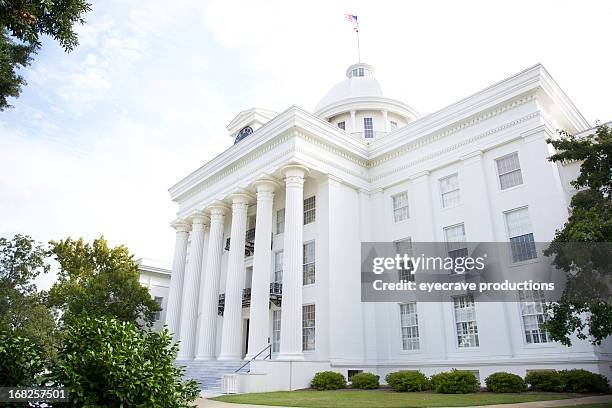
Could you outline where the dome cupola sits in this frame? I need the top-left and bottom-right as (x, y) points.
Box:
(314, 63), (419, 142)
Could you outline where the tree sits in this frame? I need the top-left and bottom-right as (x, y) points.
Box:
(50, 316), (199, 407)
(0, 0), (91, 110)
(0, 234), (58, 359)
(48, 236), (160, 328)
(544, 124), (612, 345)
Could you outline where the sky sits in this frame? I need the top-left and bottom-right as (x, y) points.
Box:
(1, 0), (611, 289)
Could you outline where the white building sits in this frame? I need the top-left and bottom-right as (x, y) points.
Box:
(137, 258), (171, 331)
(165, 63), (612, 393)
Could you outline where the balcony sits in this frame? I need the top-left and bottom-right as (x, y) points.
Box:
(217, 283), (283, 316)
(224, 229), (273, 257)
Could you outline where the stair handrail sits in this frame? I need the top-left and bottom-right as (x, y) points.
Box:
(234, 343), (272, 373)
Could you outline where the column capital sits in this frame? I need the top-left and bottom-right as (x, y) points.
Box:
(206, 200), (229, 218)
(252, 175), (280, 193)
(227, 189), (254, 207)
(189, 210), (209, 229)
(410, 170), (430, 181)
(460, 150), (484, 164)
(170, 219), (191, 233)
(281, 164), (309, 183)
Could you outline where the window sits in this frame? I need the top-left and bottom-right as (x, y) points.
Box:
(453, 295), (479, 347)
(390, 121), (398, 130)
(496, 152), (523, 190)
(392, 191), (409, 222)
(303, 241), (315, 285)
(274, 251), (283, 283)
(302, 304), (315, 351)
(519, 289), (551, 344)
(304, 196), (316, 224)
(400, 302), (420, 350)
(272, 310), (281, 352)
(364, 117), (374, 138)
(276, 208), (285, 234)
(395, 238), (414, 282)
(154, 296), (163, 321)
(337, 121), (346, 130)
(505, 207), (537, 262)
(440, 173), (460, 208)
(444, 223), (468, 260)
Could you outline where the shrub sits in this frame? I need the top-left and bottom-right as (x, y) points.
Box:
(485, 372), (526, 393)
(524, 370), (564, 392)
(385, 371), (430, 392)
(50, 316), (199, 407)
(560, 369), (609, 393)
(351, 372), (379, 389)
(0, 332), (46, 387)
(431, 370), (479, 394)
(311, 371), (346, 390)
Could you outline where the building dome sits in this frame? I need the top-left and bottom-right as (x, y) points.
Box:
(314, 63), (383, 113)
(314, 63), (419, 141)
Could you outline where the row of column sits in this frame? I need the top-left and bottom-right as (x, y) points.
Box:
(165, 165), (309, 361)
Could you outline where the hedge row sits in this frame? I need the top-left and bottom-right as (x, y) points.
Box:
(310, 369), (610, 394)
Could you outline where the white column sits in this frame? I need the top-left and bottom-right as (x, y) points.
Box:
(195, 203), (228, 360)
(350, 110), (357, 133)
(382, 110), (389, 132)
(177, 211), (208, 359)
(246, 177), (278, 359)
(165, 219), (190, 341)
(278, 164), (308, 360)
(218, 192), (252, 360)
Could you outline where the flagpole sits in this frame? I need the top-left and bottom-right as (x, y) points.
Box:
(356, 22), (361, 63)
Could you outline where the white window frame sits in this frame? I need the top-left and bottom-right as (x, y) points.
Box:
(519, 289), (551, 344)
(273, 251), (283, 283)
(276, 208), (285, 234)
(392, 191), (409, 223)
(453, 294), (479, 348)
(153, 296), (163, 321)
(439, 173), (460, 209)
(272, 309), (281, 352)
(302, 304), (315, 351)
(444, 223), (468, 260)
(504, 207), (537, 263)
(364, 117), (374, 138)
(496, 152), (523, 190)
(395, 238), (414, 282)
(303, 241), (315, 285)
(399, 302), (420, 351)
(303, 196), (316, 225)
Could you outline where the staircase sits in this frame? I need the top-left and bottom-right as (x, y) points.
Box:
(177, 360), (249, 396)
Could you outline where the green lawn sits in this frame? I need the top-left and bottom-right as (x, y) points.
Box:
(213, 390), (577, 407)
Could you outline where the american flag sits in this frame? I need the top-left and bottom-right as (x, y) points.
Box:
(345, 13), (358, 32)
(345, 14), (358, 23)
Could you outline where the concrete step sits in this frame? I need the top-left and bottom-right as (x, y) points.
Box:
(177, 360), (249, 392)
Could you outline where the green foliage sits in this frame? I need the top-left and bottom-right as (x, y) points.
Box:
(560, 369), (609, 393)
(50, 316), (199, 407)
(0, 332), (45, 387)
(484, 372), (526, 393)
(524, 370), (564, 392)
(430, 370), (479, 394)
(0, 235), (57, 359)
(311, 371), (347, 390)
(544, 124), (612, 346)
(385, 370), (430, 392)
(48, 236), (160, 328)
(0, 0), (91, 109)
(350, 372), (379, 389)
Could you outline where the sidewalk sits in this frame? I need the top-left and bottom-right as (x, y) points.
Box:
(195, 394), (612, 408)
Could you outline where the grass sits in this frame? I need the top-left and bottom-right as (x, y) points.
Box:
(212, 389), (577, 407)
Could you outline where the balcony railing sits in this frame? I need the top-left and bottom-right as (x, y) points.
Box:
(217, 283), (283, 315)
